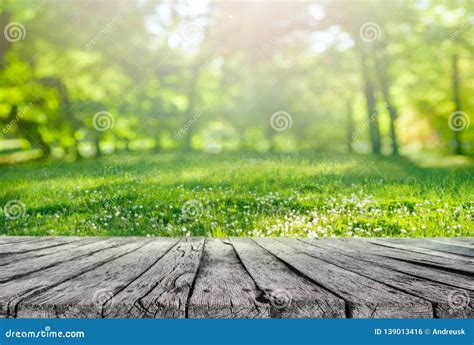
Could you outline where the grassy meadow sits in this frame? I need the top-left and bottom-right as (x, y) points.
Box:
(1, 152), (472, 238)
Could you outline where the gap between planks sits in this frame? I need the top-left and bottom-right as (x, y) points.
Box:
(0, 237), (472, 319)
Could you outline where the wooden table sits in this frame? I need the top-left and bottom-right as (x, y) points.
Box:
(0, 236), (472, 318)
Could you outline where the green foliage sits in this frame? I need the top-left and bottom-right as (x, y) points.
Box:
(0, 1), (472, 158)
(0, 2), (472, 237)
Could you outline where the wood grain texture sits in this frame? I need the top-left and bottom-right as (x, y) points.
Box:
(0, 237), (81, 255)
(378, 238), (474, 257)
(341, 238), (474, 275)
(0, 237), (46, 245)
(16, 238), (177, 318)
(368, 238), (474, 264)
(104, 237), (204, 318)
(0, 237), (96, 266)
(188, 238), (267, 318)
(429, 237), (474, 246)
(297, 239), (473, 318)
(315, 239), (474, 289)
(230, 237), (345, 318)
(0, 236), (471, 319)
(0, 239), (145, 318)
(254, 238), (433, 318)
(0, 238), (120, 282)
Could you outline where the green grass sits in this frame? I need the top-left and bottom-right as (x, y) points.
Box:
(0, 152), (473, 237)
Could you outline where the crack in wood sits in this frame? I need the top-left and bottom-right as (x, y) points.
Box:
(0, 236), (471, 318)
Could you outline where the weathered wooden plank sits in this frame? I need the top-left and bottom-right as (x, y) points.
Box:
(379, 238), (474, 257)
(104, 237), (204, 318)
(324, 239), (474, 289)
(254, 238), (433, 318)
(296, 239), (473, 318)
(229, 237), (345, 318)
(425, 238), (474, 249)
(1, 236), (471, 319)
(430, 237), (474, 246)
(188, 238), (267, 318)
(0, 238), (125, 283)
(337, 238), (474, 275)
(368, 238), (474, 264)
(0, 239), (146, 318)
(0, 237), (46, 245)
(0, 237), (96, 266)
(16, 238), (178, 318)
(0, 236), (81, 255)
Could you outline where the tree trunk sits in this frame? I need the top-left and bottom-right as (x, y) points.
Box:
(346, 99), (354, 153)
(359, 47), (381, 155)
(183, 64), (200, 151)
(451, 53), (463, 155)
(0, 11), (11, 67)
(373, 50), (399, 156)
(94, 135), (101, 156)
